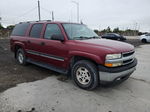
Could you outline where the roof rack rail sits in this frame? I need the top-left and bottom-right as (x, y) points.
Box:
(19, 20), (51, 24)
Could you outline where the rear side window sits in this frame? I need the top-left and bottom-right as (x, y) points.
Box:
(44, 24), (62, 39)
(11, 23), (29, 36)
(146, 33), (150, 36)
(105, 34), (114, 37)
(30, 24), (43, 38)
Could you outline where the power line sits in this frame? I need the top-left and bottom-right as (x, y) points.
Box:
(17, 7), (37, 19)
(41, 7), (51, 13)
(41, 7), (54, 21)
(1, 2), (54, 25)
(0, 7), (37, 25)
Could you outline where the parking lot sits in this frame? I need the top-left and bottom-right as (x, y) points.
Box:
(0, 37), (150, 112)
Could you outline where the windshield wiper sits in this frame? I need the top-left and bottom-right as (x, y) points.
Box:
(73, 36), (90, 40)
(87, 36), (100, 39)
(73, 36), (100, 40)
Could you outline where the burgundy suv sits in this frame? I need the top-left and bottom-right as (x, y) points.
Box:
(10, 21), (137, 90)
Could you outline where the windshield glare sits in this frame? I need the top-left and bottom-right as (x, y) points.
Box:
(63, 24), (98, 40)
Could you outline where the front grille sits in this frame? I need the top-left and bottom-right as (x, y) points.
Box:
(122, 50), (135, 65)
(123, 59), (134, 65)
(123, 50), (135, 57)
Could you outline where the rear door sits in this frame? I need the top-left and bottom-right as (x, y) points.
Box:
(26, 23), (45, 61)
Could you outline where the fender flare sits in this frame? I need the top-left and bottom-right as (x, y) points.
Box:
(68, 51), (103, 65)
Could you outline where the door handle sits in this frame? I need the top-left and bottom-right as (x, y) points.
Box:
(40, 42), (45, 46)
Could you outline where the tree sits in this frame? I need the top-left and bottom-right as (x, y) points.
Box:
(106, 26), (111, 33)
(113, 27), (119, 33)
(0, 23), (4, 30)
(7, 25), (15, 30)
(94, 29), (99, 35)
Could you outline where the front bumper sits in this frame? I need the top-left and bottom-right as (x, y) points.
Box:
(98, 58), (137, 83)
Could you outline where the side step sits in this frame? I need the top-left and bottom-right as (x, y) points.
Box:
(26, 59), (68, 74)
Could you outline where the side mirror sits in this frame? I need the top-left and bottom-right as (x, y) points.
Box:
(51, 34), (64, 42)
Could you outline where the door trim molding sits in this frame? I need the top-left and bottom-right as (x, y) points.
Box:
(26, 49), (65, 61)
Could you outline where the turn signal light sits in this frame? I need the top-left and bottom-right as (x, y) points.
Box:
(104, 63), (113, 67)
(104, 62), (122, 67)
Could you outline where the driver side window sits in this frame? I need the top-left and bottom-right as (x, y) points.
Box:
(44, 24), (62, 39)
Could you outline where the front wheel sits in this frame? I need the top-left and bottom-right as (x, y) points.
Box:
(71, 60), (99, 90)
(141, 39), (147, 43)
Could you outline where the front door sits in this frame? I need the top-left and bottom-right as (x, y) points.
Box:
(147, 34), (150, 42)
(38, 23), (69, 69)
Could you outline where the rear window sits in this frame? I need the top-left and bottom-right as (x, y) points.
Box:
(11, 23), (29, 36)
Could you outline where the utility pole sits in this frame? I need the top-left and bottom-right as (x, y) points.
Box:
(134, 22), (138, 36)
(72, 1), (79, 23)
(0, 17), (2, 25)
(52, 11), (54, 21)
(0, 10), (1, 24)
(38, 0), (41, 21)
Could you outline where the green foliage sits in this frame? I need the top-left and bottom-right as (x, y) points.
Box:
(7, 25), (15, 30)
(0, 24), (4, 30)
(95, 26), (140, 36)
(94, 29), (99, 35)
(113, 27), (119, 33)
(106, 26), (111, 33)
(0, 24), (14, 37)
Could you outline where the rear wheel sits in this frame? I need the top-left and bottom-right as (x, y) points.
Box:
(16, 48), (27, 65)
(71, 60), (99, 90)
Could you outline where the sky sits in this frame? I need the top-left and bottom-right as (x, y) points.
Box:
(0, 0), (150, 32)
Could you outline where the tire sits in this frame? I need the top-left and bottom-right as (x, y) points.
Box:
(71, 60), (99, 90)
(120, 38), (126, 41)
(141, 39), (147, 43)
(16, 48), (27, 65)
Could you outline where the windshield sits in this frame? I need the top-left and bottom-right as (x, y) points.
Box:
(62, 23), (98, 40)
(106, 33), (120, 36)
(114, 33), (120, 36)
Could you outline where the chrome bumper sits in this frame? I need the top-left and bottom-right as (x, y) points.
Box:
(99, 66), (136, 82)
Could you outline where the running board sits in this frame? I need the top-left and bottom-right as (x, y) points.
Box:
(26, 59), (68, 74)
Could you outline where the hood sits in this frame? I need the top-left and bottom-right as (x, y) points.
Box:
(74, 39), (134, 53)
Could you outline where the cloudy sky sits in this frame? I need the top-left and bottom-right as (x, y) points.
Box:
(0, 0), (150, 32)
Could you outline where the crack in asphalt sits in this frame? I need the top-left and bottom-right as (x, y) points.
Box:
(130, 77), (150, 84)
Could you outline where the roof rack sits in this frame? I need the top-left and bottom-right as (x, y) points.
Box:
(19, 20), (51, 24)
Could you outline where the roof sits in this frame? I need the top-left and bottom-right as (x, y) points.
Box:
(19, 20), (81, 25)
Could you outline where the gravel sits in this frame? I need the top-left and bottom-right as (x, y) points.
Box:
(0, 37), (149, 92)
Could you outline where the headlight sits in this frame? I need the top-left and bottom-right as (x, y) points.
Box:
(106, 53), (122, 60)
(105, 53), (122, 67)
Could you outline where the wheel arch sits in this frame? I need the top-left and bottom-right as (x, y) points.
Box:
(14, 43), (25, 58)
(68, 51), (103, 73)
(141, 38), (147, 43)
